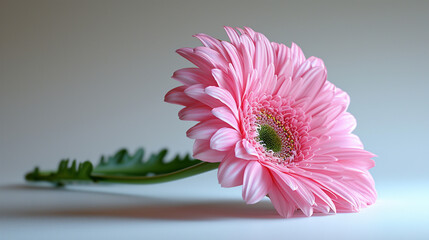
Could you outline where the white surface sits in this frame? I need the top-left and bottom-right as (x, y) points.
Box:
(1, 174), (428, 240)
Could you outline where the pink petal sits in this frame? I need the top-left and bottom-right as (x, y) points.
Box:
(301, 179), (336, 213)
(242, 161), (271, 204)
(194, 33), (228, 60)
(193, 139), (226, 163)
(268, 184), (296, 218)
(309, 104), (346, 137)
(313, 177), (361, 211)
(272, 43), (293, 79)
(164, 86), (194, 106)
(178, 105), (213, 121)
(205, 86), (239, 118)
(172, 68), (211, 86)
(293, 58), (312, 80)
(239, 34), (255, 75)
(254, 38), (267, 77)
(176, 47), (213, 72)
(327, 112), (357, 135)
(210, 127), (241, 151)
(243, 27), (256, 40)
(211, 69), (239, 101)
(221, 42), (244, 95)
(290, 42), (306, 74)
(271, 170), (315, 217)
(307, 56), (326, 68)
(224, 26), (240, 47)
(184, 84), (222, 108)
(243, 69), (260, 97)
(235, 140), (258, 160)
(212, 106), (239, 131)
(217, 151), (248, 187)
(319, 148), (376, 159)
(316, 134), (363, 150)
(194, 46), (228, 71)
(307, 154), (338, 163)
(186, 119), (227, 140)
(269, 168), (298, 190)
(274, 76), (292, 97)
(294, 67), (326, 104)
(259, 64), (276, 95)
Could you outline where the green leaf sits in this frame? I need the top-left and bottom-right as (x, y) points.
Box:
(93, 148), (202, 176)
(25, 159), (93, 186)
(24, 147), (218, 186)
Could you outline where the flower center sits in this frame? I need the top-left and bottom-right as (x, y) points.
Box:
(255, 110), (296, 163)
(257, 125), (282, 152)
(243, 96), (315, 166)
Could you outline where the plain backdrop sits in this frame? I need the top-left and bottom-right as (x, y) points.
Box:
(1, 1), (429, 239)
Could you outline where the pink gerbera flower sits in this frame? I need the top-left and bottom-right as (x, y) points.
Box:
(165, 26), (376, 217)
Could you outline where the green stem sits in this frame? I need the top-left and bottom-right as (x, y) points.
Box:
(25, 162), (219, 185)
(92, 162), (219, 184)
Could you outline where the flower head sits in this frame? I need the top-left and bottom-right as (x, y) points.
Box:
(165, 26), (376, 217)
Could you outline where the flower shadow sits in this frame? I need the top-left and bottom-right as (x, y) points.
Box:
(40, 201), (282, 220)
(2, 184), (329, 220)
(1, 184), (279, 220)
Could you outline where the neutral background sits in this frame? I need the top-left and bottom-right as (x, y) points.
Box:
(1, 0), (428, 239)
